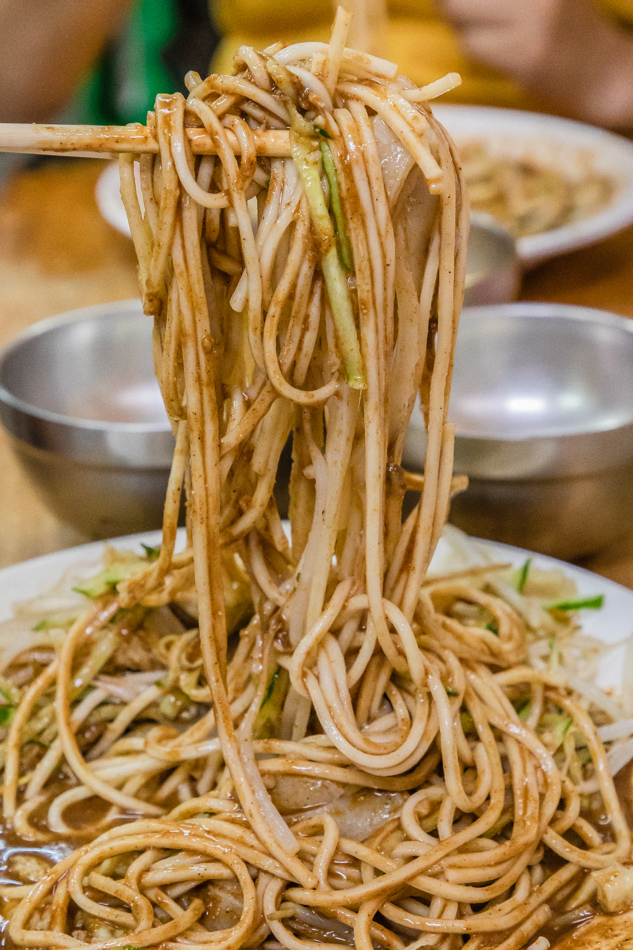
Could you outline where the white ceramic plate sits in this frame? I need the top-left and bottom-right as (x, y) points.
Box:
(96, 106), (633, 265)
(433, 104), (633, 267)
(95, 162), (137, 237)
(0, 531), (627, 692)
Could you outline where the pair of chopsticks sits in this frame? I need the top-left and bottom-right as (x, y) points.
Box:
(0, 122), (292, 159)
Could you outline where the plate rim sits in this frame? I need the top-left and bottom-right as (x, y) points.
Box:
(433, 103), (633, 266)
(0, 529), (628, 690)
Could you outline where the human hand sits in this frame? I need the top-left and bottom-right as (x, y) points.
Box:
(0, 0), (134, 123)
(436, 0), (633, 128)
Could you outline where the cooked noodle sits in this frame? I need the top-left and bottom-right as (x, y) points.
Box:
(0, 10), (630, 950)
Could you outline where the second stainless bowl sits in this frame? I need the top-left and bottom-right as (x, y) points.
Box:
(403, 303), (633, 558)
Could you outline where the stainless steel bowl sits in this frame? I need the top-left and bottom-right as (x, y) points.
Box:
(0, 300), (174, 537)
(403, 303), (633, 559)
(463, 214), (520, 307)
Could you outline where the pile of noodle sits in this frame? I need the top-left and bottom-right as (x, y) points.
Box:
(0, 10), (630, 950)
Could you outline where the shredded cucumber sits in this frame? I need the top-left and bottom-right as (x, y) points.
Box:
(320, 141), (353, 271)
(291, 131), (364, 389)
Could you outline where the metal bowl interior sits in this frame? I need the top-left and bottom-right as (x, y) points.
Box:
(404, 303), (633, 479)
(0, 300), (167, 426)
(0, 301), (174, 537)
(404, 302), (633, 557)
(451, 304), (633, 439)
(0, 300), (174, 470)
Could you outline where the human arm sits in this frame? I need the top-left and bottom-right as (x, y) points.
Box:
(0, 0), (135, 123)
(436, 0), (633, 128)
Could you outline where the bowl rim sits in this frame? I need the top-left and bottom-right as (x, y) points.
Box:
(409, 302), (633, 443)
(0, 299), (173, 436)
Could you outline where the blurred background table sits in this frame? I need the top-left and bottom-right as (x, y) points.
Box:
(1, 158), (633, 585)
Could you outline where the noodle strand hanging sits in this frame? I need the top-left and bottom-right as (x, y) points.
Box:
(0, 11), (630, 950)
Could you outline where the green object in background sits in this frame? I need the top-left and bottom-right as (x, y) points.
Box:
(67, 0), (179, 126)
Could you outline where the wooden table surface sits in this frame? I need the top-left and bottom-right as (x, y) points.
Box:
(1, 158), (633, 586)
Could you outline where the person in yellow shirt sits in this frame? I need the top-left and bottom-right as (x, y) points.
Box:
(0, 0), (631, 129)
(212, 0), (633, 128)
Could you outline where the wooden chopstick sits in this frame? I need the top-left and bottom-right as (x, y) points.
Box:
(404, 471), (469, 497)
(0, 123), (292, 158)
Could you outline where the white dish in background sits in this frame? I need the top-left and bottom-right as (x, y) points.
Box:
(96, 106), (633, 266)
(0, 530), (626, 693)
(95, 161), (138, 237)
(433, 104), (633, 267)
